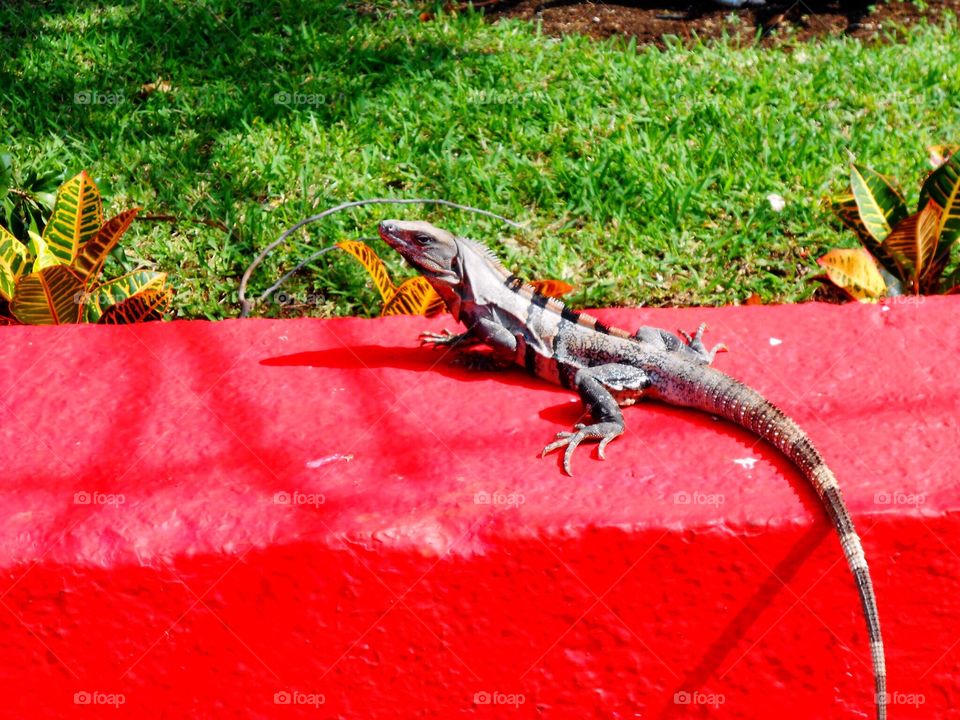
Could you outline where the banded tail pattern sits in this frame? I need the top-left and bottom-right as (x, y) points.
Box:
(685, 366), (886, 720)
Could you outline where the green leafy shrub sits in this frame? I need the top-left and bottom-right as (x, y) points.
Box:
(0, 171), (173, 324)
(819, 150), (960, 300)
(0, 154), (61, 243)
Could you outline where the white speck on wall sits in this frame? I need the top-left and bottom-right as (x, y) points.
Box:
(767, 193), (786, 212)
(733, 457), (758, 470)
(306, 454), (353, 469)
(279, 336), (288, 341)
(769, 337), (782, 346)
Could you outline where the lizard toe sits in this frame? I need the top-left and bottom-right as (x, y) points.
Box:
(597, 434), (618, 459)
(541, 433), (574, 457)
(543, 423), (622, 474)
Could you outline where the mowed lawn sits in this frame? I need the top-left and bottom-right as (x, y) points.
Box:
(2, 1), (958, 318)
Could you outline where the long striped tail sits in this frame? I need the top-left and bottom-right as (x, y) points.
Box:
(672, 366), (886, 719)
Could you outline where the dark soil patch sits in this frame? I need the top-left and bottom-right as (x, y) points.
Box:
(480, 1), (960, 47)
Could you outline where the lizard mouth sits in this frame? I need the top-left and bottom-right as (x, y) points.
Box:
(377, 220), (459, 285)
(378, 221), (435, 274)
(377, 221), (414, 255)
(377, 221), (406, 250)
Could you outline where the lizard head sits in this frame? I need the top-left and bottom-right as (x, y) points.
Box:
(378, 220), (463, 287)
(379, 219), (511, 319)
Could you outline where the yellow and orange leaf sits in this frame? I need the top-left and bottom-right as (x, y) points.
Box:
(10, 265), (85, 324)
(380, 276), (572, 317)
(40, 171), (103, 265)
(816, 248), (886, 301)
(828, 194), (900, 276)
(336, 241), (397, 302)
(382, 277), (444, 316)
(919, 152), (960, 263)
(99, 287), (172, 324)
(75, 208), (140, 281)
(26, 230), (61, 272)
(421, 291), (447, 317)
(83, 270), (170, 322)
(881, 203), (942, 290)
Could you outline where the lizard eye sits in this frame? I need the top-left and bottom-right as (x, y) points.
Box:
(413, 233), (432, 246)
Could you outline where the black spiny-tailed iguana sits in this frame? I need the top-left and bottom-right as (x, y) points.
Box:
(378, 219), (887, 719)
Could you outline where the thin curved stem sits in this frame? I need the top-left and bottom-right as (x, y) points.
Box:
(237, 197), (524, 317)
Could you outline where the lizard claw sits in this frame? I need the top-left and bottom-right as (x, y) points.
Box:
(541, 422), (623, 476)
(678, 322), (708, 346)
(419, 329), (457, 347)
(680, 323), (727, 363)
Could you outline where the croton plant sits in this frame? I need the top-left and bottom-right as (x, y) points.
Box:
(0, 171), (172, 324)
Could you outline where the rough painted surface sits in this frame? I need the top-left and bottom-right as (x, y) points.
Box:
(0, 299), (957, 719)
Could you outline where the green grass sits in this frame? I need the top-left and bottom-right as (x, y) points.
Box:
(1, 1), (959, 318)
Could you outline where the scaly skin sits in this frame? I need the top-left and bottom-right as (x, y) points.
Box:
(378, 219), (887, 719)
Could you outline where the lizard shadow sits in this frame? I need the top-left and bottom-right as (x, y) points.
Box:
(265, 346), (828, 518)
(260, 344), (537, 390)
(264, 342), (840, 700)
(659, 523), (831, 718)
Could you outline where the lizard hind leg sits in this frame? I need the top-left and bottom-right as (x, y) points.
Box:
(633, 324), (725, 365)
(678, 322), (728, 364)
(542, 365), (647, 475)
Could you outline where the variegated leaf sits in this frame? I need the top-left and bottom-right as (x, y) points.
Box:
(918, 152), (960, 264)
(40, 171), (103, 265)
(99, 287), (172, 324)
(827, 194), (901, 275)
(830, 194), (872, 243)
(380, 274), (574, 317)
(27, 230), (61, 271)
(422, 290), (447, 317)
(382, 277), (442, 316)
(75, 208), (140, 282)
(0, 224), (29, 301)
(881, 203), (942, 292)
(84, 270), (169, 322)
(816, 248), (887, 301)
(336, 240), (397, 302)
(850, 164), (908, 243)
(10, 265), (85, 324)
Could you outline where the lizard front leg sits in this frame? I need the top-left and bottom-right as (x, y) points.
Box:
(421, 319), (519, 370)
(542, 364), (649, 475)
(421, 317), (520, 350)
(419, 328), (479, 348)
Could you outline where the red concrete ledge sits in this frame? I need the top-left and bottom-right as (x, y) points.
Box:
(0, 299), (957, 719)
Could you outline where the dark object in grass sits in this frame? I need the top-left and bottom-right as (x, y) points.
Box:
(480, 0), (960, 47)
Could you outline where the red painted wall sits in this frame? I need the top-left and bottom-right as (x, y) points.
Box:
(0, 299), (957, 718)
